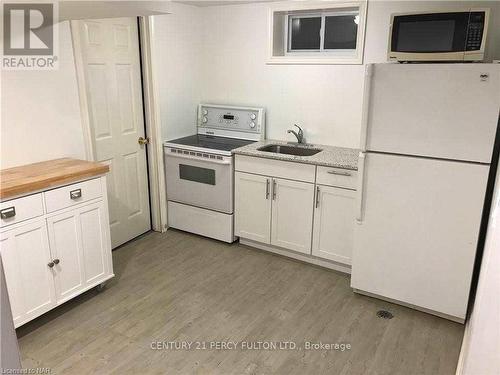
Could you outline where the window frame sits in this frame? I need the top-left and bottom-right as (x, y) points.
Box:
(285, 10), (360, 55)
(267, 1), (367, 65)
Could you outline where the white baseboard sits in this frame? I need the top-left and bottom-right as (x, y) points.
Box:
(239, 238), (351, 274)
(455, 318), (472, 374)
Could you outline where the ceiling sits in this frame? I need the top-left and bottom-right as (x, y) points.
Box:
(59, 1), (172, 20)
(174, 0), (276, 7)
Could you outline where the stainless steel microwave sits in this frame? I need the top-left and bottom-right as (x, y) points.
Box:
(388, 9), (489, 62)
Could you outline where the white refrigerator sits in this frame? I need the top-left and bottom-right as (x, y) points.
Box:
(351, 63), (500, 322)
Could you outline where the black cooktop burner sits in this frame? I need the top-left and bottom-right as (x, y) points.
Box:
(167, 134), (255, 152)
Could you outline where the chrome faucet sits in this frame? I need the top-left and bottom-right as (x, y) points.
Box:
(287, 124), (304, 144)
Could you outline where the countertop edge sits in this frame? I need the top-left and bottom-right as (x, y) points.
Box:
(0, 160), (109, 201)
(232, 140), (360, 171)
(233, 150), (359, 170)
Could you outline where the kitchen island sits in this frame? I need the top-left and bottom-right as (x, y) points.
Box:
(0, 158), (113, 327)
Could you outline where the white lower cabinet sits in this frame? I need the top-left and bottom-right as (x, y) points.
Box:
(0, 220), (56, 327)
(234, 172), (271, 243)
(0, 176), (113, 327)
(78, 203), (109, 285)
(271, 178), (314, 254)
(312, 185), (356, 264)
(47, 211), (85, 302)
(46, 202), (109, 304)
(235, 172), (314, 254)
(235, 155), (357, 271)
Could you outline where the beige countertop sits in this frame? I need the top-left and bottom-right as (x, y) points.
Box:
(233, 139), (360, 170)
(0, 158), (109, 200)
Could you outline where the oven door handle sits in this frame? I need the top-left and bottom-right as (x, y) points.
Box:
(165, 152), (232, 165)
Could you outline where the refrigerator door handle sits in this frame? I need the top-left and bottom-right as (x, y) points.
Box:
(356, 152), (366, 223)
(359, 64), (373, 152)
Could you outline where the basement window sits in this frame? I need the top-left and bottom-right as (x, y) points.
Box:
(268, 2), (366, 65)
(287, 12), (359, 52)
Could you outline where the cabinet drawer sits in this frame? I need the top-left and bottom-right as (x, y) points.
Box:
(0, 194), (44, 228)
(235, 155), (316, 183)
(44, 178), (102, 213)
(316, 166), (357, 190)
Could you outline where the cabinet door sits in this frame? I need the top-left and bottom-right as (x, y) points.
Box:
(79, 202), (110, 285)
(47, 211), (85, 303)
(235, 172), (272, 244)
(312, 185), (356, 264)
(271, 178), (314, 254)
(0, 221), (56, 327)
(47, 201), (111, 304)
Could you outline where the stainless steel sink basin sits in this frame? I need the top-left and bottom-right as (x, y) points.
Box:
(257, 144), (322, 156)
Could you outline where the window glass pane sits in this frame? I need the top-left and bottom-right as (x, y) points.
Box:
(324, 15), (358, 50)
(179, 164), (215, 185)
(289, 17), (321, 50)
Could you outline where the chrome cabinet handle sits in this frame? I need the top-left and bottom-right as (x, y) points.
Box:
(265, 179), (270, 199)
(53, 259), (60, 265)
(47, 262), (55, 268)
(315, 186), (320, 208)
(327, 170), (352, 177)
(70, 189), (82, 200)
(0, 207), (16, 219)
(272, 179), (277, 200)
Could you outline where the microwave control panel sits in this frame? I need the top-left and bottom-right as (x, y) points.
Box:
(466, 12), (485, 51)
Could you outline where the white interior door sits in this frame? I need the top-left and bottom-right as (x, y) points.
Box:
(74, 17), (151, 248)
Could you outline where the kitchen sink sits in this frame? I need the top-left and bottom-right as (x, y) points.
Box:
(257, 144), (322, 156)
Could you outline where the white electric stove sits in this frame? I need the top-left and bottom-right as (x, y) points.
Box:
(164, 104), (265, 242)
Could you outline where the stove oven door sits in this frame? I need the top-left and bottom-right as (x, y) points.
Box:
(164, 150), (233, 214)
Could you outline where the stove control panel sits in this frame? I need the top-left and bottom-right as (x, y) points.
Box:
(197, 104), (265, 141)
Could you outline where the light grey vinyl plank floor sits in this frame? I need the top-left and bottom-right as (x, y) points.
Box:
(17, 229), (464, 374)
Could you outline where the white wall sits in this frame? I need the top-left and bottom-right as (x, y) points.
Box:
(152, 3), (203, 141)
(458, 163), (500, 375)
(200, 2), (364, 146)
(0, 21), (85, 169)
(157, 1), (500, 147)
(3, 2), (496, 168)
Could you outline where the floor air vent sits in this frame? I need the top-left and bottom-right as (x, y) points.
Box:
(376, 310), (394, 319)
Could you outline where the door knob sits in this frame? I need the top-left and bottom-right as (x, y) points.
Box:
(53, 259), (60, 265)
(138, 137), (150, 145)
(48, 262), (54, 268)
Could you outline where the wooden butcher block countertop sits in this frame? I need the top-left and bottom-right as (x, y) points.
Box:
(0, 158), (109, 200)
